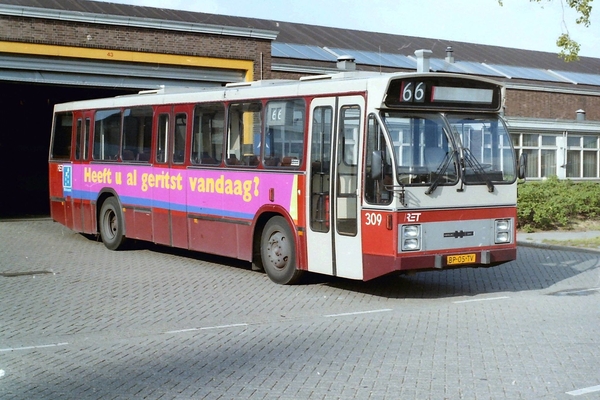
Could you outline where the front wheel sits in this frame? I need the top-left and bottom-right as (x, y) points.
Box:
(99, 197), (127, 250)
(260, 216), (304, 285)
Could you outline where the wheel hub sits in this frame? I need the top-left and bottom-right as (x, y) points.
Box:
(268, 232), (289, 270)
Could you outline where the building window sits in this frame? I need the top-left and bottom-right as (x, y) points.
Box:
(566, 135), (599, 178)
(513, 132), (560, 179)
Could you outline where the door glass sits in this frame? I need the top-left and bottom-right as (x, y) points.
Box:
(75, 118), (82, 160)
(173, 113), (187, 164)
(310, 106), (332, 232)
(156, 114), (169, 164)
(337, 105), (360, 236)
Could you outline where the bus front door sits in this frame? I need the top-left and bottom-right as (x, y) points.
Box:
(306, 96), (364, 280)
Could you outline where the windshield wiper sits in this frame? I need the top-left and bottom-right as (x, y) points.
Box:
(425, 150), (456, 195)
(462, 149), (495, 192)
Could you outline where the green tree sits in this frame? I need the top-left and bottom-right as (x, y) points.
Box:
(499, 0), (593, 61)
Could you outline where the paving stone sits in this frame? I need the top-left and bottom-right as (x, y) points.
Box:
(0, 220), (599, 399)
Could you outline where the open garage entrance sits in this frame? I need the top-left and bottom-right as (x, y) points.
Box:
(0, 82), (134, 218)
(0, 53), (246, 218)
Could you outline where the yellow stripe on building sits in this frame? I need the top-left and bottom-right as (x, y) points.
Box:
(0, 41), (253, 81)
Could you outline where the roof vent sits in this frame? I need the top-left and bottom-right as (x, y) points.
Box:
(415, 49), (432, 73)
(577, 109), (586, 121)
(445, 46), (455, 63)
(337, 55), (356, 71)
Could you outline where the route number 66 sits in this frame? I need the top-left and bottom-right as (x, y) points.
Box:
(401, 81), (426, 103)
(365, 212), (382, 226)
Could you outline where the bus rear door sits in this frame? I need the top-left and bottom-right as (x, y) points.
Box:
(152, 105), (189, 248)
(306, 96), (365, 280)
(71, 111), (94, 234)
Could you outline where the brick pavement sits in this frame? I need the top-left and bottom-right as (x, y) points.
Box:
(1, 219), (599, 399)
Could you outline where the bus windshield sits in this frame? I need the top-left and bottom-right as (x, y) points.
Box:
(447, 114), (516, 184)
(381, 111), (516, 187)
(381, 111), (458, 186)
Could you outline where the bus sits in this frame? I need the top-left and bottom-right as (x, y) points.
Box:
(49, 70), (525, 284)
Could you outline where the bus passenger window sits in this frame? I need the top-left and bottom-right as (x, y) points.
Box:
(227, 102), (261, 167)
(50, 112), (73, 160)
(122, 107), (152, 162)
(191, 103), (224, 165)
(264, 99), (305, 168)
(92, 109), (121, 161)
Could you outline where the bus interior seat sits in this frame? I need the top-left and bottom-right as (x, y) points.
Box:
(201, 152), (219, 165)
(264, 157), (280, 166)
(281, 156), (298, 167)
(122, 149), (135, 160)
(227, 154), (241, 165)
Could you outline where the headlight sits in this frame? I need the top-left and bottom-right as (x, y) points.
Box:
(403, 225), (420, 238)
(496, 232), (510, 243)
(401, 225), (421, 251)
(403, 238), (420, 250)
(496, 220), (510, 231)
(495, 219), (512, 244)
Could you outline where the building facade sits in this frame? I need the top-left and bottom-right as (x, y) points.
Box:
(2, 0), (600, 216)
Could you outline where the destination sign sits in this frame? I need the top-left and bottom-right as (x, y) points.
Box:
(384, 77), (501, 111)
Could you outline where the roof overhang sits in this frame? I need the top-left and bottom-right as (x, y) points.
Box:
(0, 53), (244, 88)
(506, 116), (600, 132)
(0, 3), (278, 40)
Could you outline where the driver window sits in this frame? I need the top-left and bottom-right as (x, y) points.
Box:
(365, 114), (393, 205)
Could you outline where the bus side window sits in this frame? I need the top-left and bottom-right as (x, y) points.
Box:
(264, 99), (305, 168)
(123, 107), (152, 162)
(92, 109), (121, 161)
(50, 112), (73, 160)
(191, 103), (224, 165)
(227, 102), (261, 167)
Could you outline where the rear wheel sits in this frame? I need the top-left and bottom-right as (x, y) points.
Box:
(99, 197), (127, 250)
(260, 216), (303, 285)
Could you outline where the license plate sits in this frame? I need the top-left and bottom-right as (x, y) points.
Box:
(447, 253), (476, 265)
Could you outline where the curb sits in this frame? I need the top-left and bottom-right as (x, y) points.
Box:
(517, 240), (600, 254)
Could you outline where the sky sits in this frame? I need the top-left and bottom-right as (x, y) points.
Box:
(93, 0), (600, 59)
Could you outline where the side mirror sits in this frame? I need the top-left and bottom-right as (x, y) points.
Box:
(371, 150), (383, 179)
(517, 152), (527, 180)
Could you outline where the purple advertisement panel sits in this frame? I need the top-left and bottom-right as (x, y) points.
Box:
(69, 164), (298, 220)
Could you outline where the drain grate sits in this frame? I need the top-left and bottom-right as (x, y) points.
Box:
(0, 270), (55, 278)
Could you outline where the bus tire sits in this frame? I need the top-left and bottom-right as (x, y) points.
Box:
(99, 197), (127, 251)
(260, 216), (303, 285)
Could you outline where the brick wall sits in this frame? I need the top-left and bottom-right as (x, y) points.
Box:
(0, 15), (271, 80)
(505, 88), (600, 121)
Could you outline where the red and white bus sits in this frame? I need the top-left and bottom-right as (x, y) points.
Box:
(49, 71), (525, 284)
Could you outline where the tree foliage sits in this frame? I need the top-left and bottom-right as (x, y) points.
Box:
(499, 0), (593, 61)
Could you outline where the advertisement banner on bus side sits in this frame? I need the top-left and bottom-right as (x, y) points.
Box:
(65, 164), (298, 220)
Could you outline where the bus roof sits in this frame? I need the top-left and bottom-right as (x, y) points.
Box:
(53, 71), (504, 113)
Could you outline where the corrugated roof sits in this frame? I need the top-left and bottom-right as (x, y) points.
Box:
(4, 0), (600, 76)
